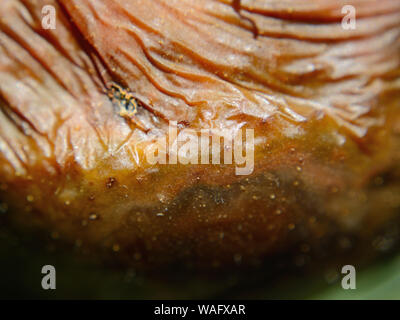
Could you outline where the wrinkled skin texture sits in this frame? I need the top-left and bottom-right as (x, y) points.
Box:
(0, 0), (399, 271)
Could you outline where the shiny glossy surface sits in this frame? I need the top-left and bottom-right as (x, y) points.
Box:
(0, 0), (399, 271)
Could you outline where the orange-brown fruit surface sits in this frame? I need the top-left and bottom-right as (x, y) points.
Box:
(0, 0), (399, 272)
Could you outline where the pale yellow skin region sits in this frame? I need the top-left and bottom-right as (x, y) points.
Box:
(0, 0), (399, 271)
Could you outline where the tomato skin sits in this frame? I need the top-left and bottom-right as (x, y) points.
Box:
(0, 0), (399, 271)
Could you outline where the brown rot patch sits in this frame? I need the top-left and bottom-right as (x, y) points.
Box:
(107, 83), (149, 132)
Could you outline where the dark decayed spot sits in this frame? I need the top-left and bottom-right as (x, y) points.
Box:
(107, 83), (139, 116)
(107, 83), (149, 132)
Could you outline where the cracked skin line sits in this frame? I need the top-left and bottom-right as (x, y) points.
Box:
(0, 0), (399, 271)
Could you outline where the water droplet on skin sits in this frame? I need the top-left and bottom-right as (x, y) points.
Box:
(156, 212), (165, 217)
(293, 181), (299, 187)
(270, 194), (276, 200)
(288, 223), (296, 230)
(157, 193), (167, 203)
(89, 213), (99, 221)
(65, 200), (71, 206)
(275, 209), (282, 215)
(27, 195), (34, 202)
(112, 244), (120, 252)
(106, 177), (117, 189)
(296, 166), (302, 172)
